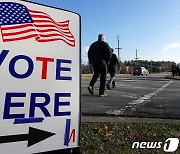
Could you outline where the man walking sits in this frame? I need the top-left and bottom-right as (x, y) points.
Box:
(88, 34), (111, 97)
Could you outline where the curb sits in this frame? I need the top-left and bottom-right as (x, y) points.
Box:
(81, 116), (180, 124)
(81, 74), (133, 77)
(81, 73), (169, 77)
(165, 76), (180, 80)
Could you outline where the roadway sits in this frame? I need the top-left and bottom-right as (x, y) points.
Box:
(81, 74), (180, 119)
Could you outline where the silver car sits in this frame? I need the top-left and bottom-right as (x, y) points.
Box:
(133, 66), (149, 76)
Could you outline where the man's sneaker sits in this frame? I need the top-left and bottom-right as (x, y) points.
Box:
(99, 93), (107, 97)
(88, 86), (94, 95)
(106, 84), (111, 90)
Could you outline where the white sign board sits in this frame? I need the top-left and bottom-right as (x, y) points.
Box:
(0, 0), (80, 153)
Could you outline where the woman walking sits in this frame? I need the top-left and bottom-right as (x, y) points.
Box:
(106, 48), (120, 90)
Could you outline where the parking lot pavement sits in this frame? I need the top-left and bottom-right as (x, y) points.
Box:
(81, 74), (180, 120)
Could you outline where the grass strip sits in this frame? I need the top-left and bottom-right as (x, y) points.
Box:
(80, 122), (180, 154)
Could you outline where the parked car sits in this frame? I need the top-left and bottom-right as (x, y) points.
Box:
(133, 66), (149, 76)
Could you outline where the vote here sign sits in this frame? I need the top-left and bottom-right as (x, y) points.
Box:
(0, 0), (80, 153)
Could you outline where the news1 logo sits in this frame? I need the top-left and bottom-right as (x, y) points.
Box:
(132, 138), (179, 152)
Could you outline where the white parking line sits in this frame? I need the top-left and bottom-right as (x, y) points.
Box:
(128, 80), (172, 105)
(106, 80), (173, 115)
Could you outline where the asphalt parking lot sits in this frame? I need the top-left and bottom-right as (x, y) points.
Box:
(81, 74), (180, 119)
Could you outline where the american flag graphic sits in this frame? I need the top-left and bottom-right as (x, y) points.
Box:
(0, 2), (75, 47)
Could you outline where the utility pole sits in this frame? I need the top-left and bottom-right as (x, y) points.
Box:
(115, 35), (122, 74)
(115, 35), (122, 61)
(134, 49), (139, 66)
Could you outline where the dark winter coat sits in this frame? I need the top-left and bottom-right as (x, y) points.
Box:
(108, 53), (120, 74)
(88, 40), (111, 65)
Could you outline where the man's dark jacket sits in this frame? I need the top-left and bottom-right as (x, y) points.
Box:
(88, 40), (111, 65)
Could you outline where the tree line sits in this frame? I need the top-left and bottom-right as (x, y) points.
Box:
(81, 60), (174, 74)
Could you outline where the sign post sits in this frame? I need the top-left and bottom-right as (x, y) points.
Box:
(0, 0), (81, 153)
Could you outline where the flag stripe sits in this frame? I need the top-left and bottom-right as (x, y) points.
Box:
(37, 28), (73, 35)
(39, 34), (75, 41)
(28, 9), (48, 14)
(33, 22), (70, 32)
(3, 30), (38, 40)
(33, 23), (70, 31)
(3, 34), (38, 42)
(37, 37), (75, 47)
(30, 24), (67, 28)
(1, 23), (34, 30)
(2, 29), (36, 36)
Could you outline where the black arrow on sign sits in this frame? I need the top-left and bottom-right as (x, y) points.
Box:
(0, 127), (55, 147)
